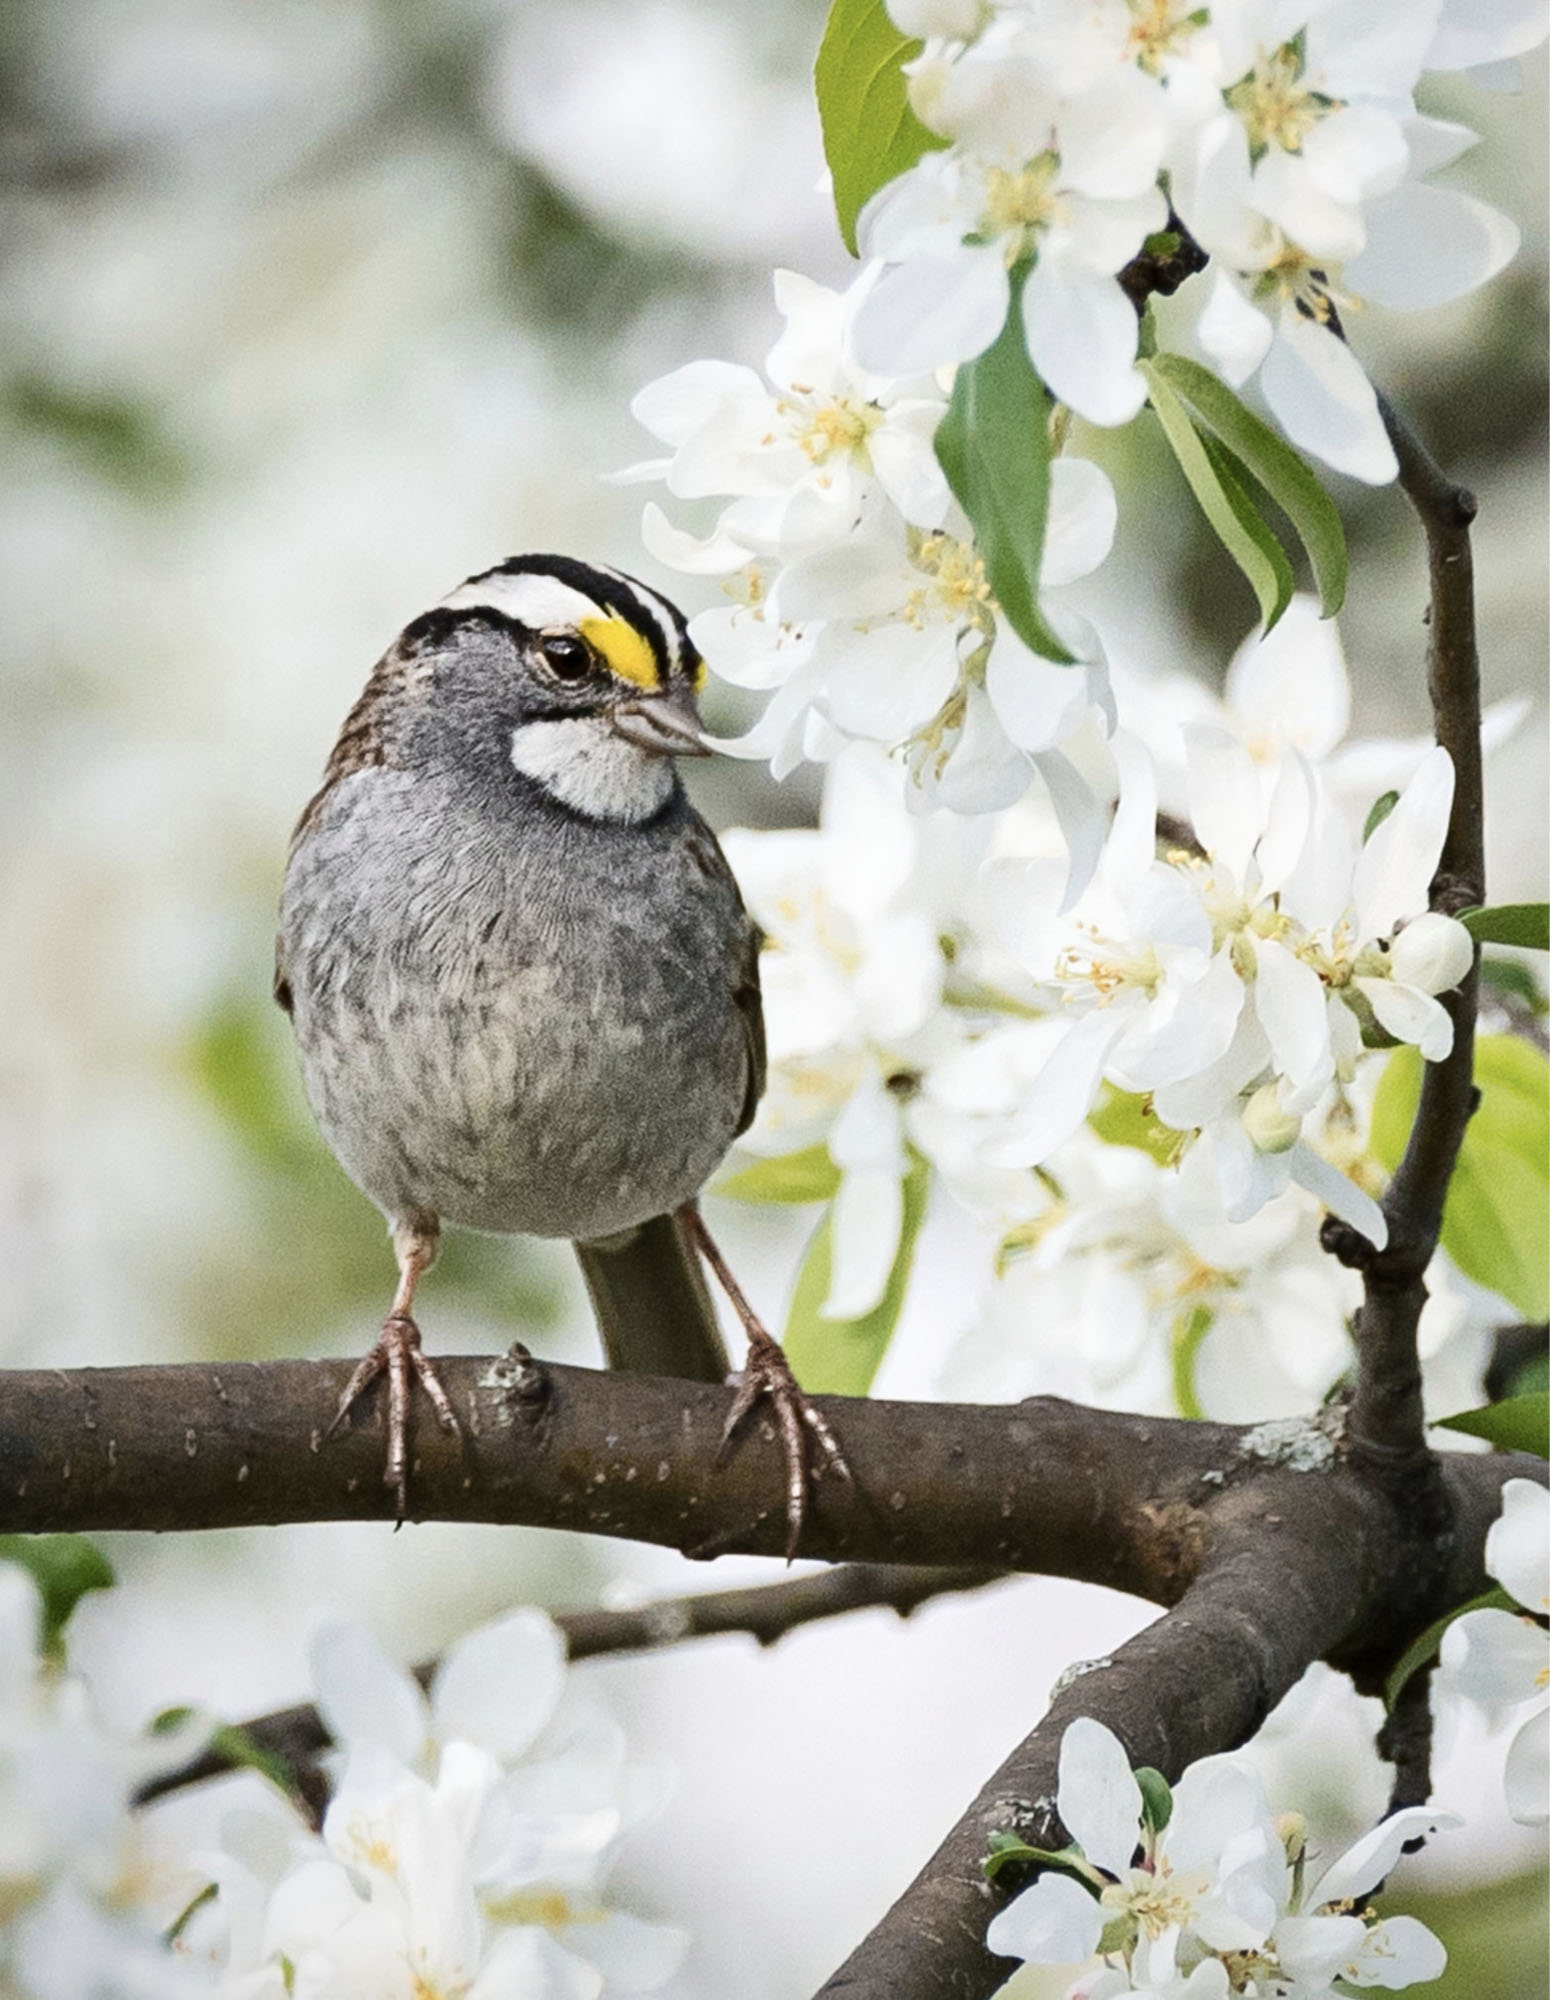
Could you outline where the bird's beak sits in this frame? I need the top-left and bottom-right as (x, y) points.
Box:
(609, 682), (710, 757)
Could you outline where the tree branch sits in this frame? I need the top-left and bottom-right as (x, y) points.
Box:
(0, 1355), (1234, 1586)
(1327, 398), (1484, 1473)
(135, 1561), (1007, 1808)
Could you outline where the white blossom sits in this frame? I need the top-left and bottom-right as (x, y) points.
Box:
(1439, 1478), (1550, 1826)
(1111, 595), (1531, 845)
(850, 99), (1167, 422)
(981, 730), (1471, 1238)
(986, 1716), (1455, 1995)
(626, 271), (1118, 822)
(0, 1564), (214, 1997)
(201, 1609), (686, 1998)
(620, 268), (951, 549)
(1170, 4), (1533, 480)
(720, 746), (971, 1316)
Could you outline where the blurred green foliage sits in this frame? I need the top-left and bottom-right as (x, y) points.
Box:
(1384, 1868), (1550, 2000)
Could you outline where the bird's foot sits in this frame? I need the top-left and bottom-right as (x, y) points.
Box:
(326, 1311), (460, 1521)
(721, 1324), (851, 1560)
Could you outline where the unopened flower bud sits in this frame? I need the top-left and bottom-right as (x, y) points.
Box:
(1243, 1082), (1301, 1155)
(1388, 912), (1474, 996)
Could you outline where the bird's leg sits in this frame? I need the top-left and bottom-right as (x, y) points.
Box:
(326, 1213), (459, 1519)
(678, 1202), (851, 1558)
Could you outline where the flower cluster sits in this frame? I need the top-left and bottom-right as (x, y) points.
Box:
(977, 731), (1473, 1244)
(0, 1563), (212, 1998)
(621, 267), (1118, 821)
(874, 0), (1531, 480)
(986, 1716), (1455, 1997)
(713, 601), (1491, 1364)
(1439, 1478), (1550, 1828)
(197, 1611), (686, 1998)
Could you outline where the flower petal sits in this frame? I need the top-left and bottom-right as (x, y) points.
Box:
(849, 249), (1011, 376)
(1043, 458), (1119, 587)
(1505, 1706), (1550, 1827)
(1356, 977), (1455, 1060)
(986, 1870), (1105, 1966)
(311, 1617), (427, 1764)
(989, 1008), (1128, 1166)
(986, 629), (1092, 752)
(824, 621), (963, 741)
(1440, 1605), (1550, 1716)
(1255, 937), (1335, 1103)
(1197, 270), (1275, 387)
(1058, 1716), (1144, 1878)
(1186, 725), (1262, 883)
(1260, 312), (1398, 485)
(1288, 1142), (1390, 1249)
(1353, 746), (1454, 941)
(1486, 1479), (1550, 1614)
(1348, 180), (1521, 311)
(1023, 253), (1147, 427)
(1310, 1806), (1461, 1908)
(430, 1610), (567, 1766)
(1226, 595), (1351, 760)
(1035, 746), (1110, 911)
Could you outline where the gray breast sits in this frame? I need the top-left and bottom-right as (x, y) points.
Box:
(278, 766), (755, 1242)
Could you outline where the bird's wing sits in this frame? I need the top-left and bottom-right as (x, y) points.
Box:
(732, 913), (766, 1140)
(682, 813), (767, 1139)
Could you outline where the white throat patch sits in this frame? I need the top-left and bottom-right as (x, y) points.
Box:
(510, 715), (673, 823)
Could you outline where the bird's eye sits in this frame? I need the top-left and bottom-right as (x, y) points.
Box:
(539, 633), (592, 682)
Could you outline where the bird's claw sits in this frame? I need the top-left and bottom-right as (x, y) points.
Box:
(721, 1326), (851, 1560)
(326, 1311), (460, 1521)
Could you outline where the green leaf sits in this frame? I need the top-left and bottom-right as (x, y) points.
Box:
(1199, 431), (1297, 630)
(1438, 1392), (1549, 1457)
(715, 1146), (842, 1205)
(983, 1831), (1090, 1881)
(1461, 903), (1550, 952)
(1385, 1587), (1516, 1710)
(1364, 790), (1400, 843)
(1142, 360), (1294, 632)
(1135, 1766), (1174, 1834)
(934, 278), (1074, 663)
(1480, 957), (1546, 1010)
(0, 1535), (114, 1654)
(1088, 1087), (1184, 1166)
(814, 0), (945, 256)
(783, 1153), (931, 1395)
(1370, 1036), (1550, 1320)
(1147, 353), (1348, 615)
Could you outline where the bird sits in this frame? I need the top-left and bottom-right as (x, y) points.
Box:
(274, 553), (846, 1546)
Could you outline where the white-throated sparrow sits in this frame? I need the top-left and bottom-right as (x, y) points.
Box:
(275, 554), (845, 1540)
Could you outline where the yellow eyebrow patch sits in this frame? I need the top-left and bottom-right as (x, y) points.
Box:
(578, 613), (662, 692)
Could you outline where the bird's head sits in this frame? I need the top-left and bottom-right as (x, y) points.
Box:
(391, 553), (709, 823)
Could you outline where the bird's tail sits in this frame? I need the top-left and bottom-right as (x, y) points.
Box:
(574, 1209), (729, 1383)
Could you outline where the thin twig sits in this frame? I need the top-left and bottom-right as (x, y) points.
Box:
(1328, 398), (1484, 1473)
(134, 1563), (1006, 1808)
